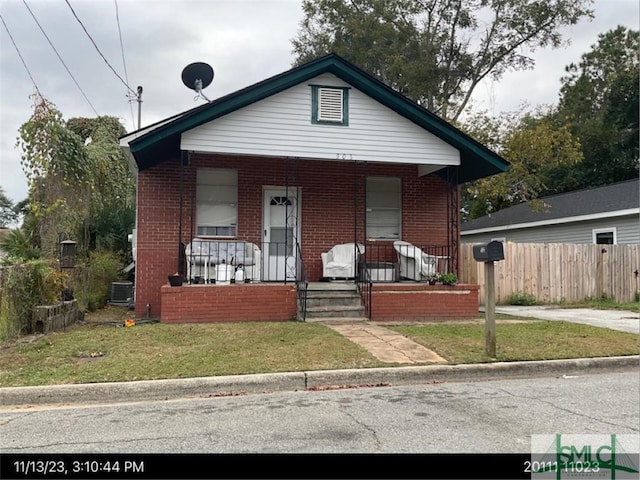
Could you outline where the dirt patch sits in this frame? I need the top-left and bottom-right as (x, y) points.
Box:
(75, 351), (106, 364)
(82, 305), (134, 325)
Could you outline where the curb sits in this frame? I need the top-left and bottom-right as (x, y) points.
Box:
(1, 356), (638, 408)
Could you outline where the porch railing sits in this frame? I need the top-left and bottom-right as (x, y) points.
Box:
(185, 239), (262, 284)
(294, 242), (309, 321)
(363, 242), (452, 282)
(355, 244), (372, 320)
(184, 239), (308, 285)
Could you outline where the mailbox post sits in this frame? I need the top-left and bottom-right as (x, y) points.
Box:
(472, 241), (505, 357)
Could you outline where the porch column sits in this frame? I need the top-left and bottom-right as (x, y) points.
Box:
(447, 167), (460, 276)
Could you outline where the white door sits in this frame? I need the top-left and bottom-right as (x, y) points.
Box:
(263, 188), (300, 281)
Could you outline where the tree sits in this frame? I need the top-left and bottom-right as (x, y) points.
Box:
(15, 94), (135, 260)
(0, 186), (18, 228)
(16, 94), (90, 257)
(461, 106), (583, 219)
(67, 116), (135, 256)
(556, 26), (639, 187)
(292, 0), (593, 121)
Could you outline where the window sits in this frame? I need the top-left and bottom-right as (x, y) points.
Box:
(311, 85), (349, 125)
(196, 168), (237, 237)
(366, 177), (401, 240)
(593, 228), (616, 245)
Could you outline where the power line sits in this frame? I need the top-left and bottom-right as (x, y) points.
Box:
(0, 13), (42, 98)
(64, 0), (135, 96)
(114, 0), (136, 129)
(22, 0), (99, 116)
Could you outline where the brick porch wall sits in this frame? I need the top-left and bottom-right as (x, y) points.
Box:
(160, 283), (298, 323)
(370, 284), (480, 321)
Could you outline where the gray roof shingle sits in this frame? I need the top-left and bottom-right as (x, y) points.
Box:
(462, 178), (639, 232)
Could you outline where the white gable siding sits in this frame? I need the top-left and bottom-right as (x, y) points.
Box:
(180, 73), (460, 167)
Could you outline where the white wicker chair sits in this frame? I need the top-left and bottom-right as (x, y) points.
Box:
(321, 243), (365, 279)
(393, 241), (438, 281)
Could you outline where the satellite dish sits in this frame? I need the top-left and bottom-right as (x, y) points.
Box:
(181, 62), (214, 102)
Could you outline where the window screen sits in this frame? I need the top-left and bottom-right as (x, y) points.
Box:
(196, 169), (238, 237)
(366, 177), (401, 240)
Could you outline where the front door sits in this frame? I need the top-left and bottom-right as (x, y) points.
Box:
(263, 187), (301, 281)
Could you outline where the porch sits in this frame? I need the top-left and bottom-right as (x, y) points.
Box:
(158, 239), (479, 323)
(159, 280), (479, 324)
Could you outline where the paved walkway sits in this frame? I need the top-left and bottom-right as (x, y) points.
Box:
(325, 323), (447, 364)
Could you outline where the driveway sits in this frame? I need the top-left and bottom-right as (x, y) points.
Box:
(487, 306), (640, 334)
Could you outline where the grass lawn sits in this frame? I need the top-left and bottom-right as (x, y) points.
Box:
(0, 306), (637, 388)
(0, 320), (386, 388)
(388, 321), (639, 364)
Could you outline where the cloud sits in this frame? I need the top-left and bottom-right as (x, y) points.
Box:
(1, 0), (638, 207)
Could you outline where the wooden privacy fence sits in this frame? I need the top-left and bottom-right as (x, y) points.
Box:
(460, 243), (640, 305)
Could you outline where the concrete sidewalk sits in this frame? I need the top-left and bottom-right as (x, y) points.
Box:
(1, 355), (637, 408)
(489, 306), (640, 334)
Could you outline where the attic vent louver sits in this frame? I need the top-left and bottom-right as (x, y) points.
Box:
(317, 87), (344, 122)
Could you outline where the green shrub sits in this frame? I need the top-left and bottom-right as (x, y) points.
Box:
(505, 291), (538, 306)
(0, 261), (67, 342)
(439, 273), (458, 285)
(76, 250), (124, 312)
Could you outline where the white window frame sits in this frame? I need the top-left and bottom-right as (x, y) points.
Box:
(196, 168), (238, 238)
(366, 177), (401, 240)
(592, 227), (617, 245)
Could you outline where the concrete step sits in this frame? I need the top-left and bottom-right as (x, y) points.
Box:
(305, 316), (369, 323)
(306, 282), (358, 291)
(299, 282), (366, 321)
(304, 305), (365, 319)
(304, 293), (362, 308)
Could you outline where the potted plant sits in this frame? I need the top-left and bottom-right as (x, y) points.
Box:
(439, 273), (458, 286)
(427, 274), (438, 285)
(168, 272), (183, 287)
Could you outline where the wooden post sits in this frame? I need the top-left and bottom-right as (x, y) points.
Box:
(485, 261), (496, 357)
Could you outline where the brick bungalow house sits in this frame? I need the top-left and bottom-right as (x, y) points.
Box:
(119, 53), (509, 323)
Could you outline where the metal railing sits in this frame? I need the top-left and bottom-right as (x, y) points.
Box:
(185, 239), (261, 284)
(295, 242), (309, 321)
(363, 242), (451, 282)
(355, 244), (372, 320)
(184, 239), (308, 285)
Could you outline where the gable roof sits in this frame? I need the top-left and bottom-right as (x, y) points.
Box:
(462, 179), (640, 234)
(120, 53), (509, 184)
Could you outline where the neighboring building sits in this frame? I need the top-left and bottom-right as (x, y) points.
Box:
(119, 53), (509, 323)
(461, 179), (640, 245)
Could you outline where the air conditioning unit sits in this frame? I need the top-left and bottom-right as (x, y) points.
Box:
(110, 281), (134, 304)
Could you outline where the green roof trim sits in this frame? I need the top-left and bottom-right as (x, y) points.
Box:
(125, 53), (509, 183)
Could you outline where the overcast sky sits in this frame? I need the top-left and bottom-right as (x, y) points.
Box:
(1, 0), (639, 208)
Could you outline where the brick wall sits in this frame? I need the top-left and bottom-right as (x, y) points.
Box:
(370, 284), (480, 321)
(135, 153), (457, 321)
(160, 283), (297, 323)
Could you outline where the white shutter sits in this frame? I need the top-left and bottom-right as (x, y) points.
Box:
(317, 87), (344, 122)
